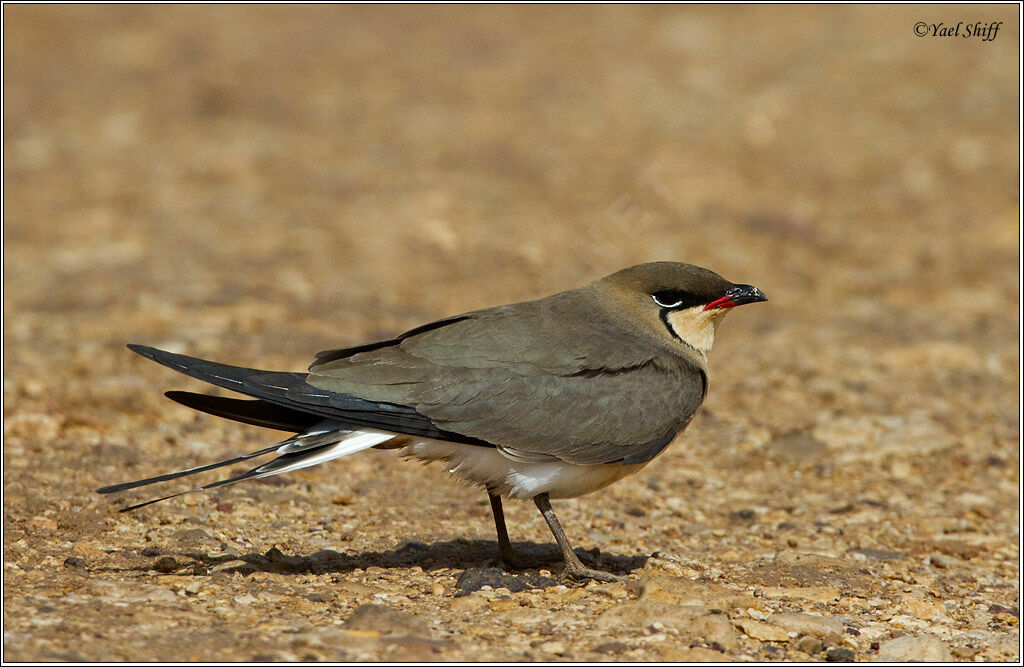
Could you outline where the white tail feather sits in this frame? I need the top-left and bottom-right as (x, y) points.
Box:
(253, 430), (396, 478)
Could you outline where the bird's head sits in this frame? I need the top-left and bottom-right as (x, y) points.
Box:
(595, 262), (767, 359)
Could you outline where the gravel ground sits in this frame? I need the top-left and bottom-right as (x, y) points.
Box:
(3, 5), (1019, 662)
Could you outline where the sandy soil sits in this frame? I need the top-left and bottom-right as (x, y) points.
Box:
(3, 5), (1019, 662)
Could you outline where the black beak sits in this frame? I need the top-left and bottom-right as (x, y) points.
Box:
(704, 284), (768, 310)
(726, 284), (767, 305)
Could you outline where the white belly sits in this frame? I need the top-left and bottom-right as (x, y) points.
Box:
(401, 439), (650, 499)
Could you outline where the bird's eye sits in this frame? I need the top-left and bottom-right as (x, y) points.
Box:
(651, 290), (688, 309)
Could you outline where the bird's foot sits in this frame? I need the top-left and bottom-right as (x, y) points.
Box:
(560, 560), (627, 583)
(557, 546), (627, 582)
(498, 548), (624, 581)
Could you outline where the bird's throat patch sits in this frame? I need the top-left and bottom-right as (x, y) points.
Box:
(665, 307), (726, 355)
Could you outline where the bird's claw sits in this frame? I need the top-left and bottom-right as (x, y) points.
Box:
(561, 562), (627, 583)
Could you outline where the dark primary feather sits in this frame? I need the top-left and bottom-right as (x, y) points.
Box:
(165, 392), (321, 433)
(125, 344), (494, 446)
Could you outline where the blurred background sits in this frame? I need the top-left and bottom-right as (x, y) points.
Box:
(3, 5), (1019, 661)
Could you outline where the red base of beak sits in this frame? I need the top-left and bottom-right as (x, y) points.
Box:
(704, 296), (738, 311)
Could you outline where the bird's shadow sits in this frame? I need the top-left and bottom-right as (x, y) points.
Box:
(139, 539), (647, 579)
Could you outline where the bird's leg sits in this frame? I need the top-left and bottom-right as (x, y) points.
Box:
(533, 493), (624, 582)
(488, 492), (525, 568)
(489, 492), (546, 569)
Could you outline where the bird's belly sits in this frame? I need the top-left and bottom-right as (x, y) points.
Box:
(401, 440), (649, 500)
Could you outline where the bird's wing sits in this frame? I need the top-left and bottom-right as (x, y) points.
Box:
(126, 345), (492, 446)
(309, 290), (707, 465)
(312, 351), (704, 465)
(311, 288), (664, 375)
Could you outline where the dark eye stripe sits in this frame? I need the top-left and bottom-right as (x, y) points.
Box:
(651, 290), (704, 310)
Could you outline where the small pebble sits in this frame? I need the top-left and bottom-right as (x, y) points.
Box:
(797, 636), (822, 654)
(593, 641), (628, 654)
(153, 556), (180, 573)
(826, 647), (856, 662)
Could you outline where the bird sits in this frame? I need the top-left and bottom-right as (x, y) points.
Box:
(98, 262), (766, 581)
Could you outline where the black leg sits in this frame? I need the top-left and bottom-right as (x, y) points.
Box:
(533, 493), (624, 582)
(488, 492), (520, 566)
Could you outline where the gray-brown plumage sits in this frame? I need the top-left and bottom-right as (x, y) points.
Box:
(98, 262), (766, 581)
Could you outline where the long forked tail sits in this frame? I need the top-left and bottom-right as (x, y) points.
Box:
(97, 422), (397, 511)
(97, 344), (422, 511)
